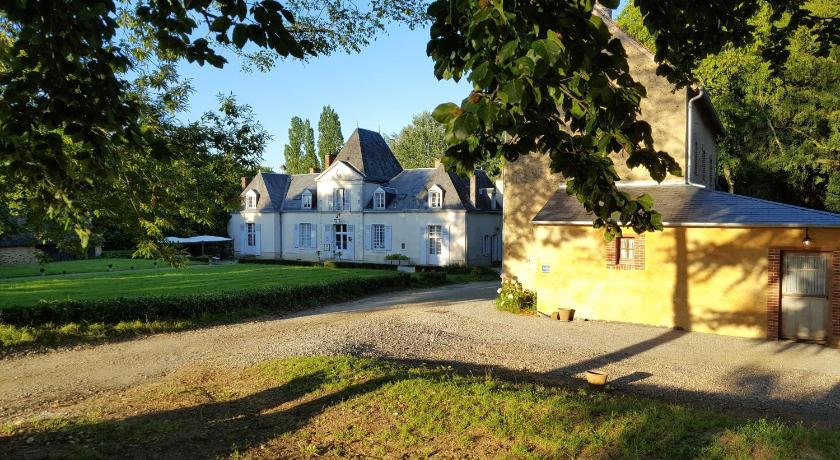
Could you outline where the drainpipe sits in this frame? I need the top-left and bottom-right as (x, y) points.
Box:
(686, 88), (705, 188)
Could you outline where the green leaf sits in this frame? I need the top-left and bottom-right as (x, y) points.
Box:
(232, 24), (248, 48)
(453, 113), (479, 141)
(432, 103), (461, 123)
(210, 16), (232, 32)
(637, 193), (654, 211)
(501, 80), (524, 104)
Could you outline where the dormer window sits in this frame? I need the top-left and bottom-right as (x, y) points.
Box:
(374, 189), (386, 209)
(428, 185), (443, 209)
(301, 190), (312, 209)
(245, 189), (259, 210)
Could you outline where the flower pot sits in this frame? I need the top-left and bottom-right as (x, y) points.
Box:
(585, 370), (608, 387)
(555, 308), (575, 322)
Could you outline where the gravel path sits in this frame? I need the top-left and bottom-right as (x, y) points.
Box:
(2, 281), (839, 426)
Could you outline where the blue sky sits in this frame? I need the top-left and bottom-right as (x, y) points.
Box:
(177, 1), (628, 169)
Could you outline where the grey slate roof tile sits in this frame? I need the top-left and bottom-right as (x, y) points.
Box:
(282, 173), (318, 210)
(533, 183), (840, 227)
(335, 128), (403, 182)
(240, 172), (290, 211)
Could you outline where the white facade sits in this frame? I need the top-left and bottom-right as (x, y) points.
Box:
(228, 129), (503, 266)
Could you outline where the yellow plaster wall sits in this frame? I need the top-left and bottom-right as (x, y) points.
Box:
(530, 225), (840, 338)
(502, 26), (690, 291)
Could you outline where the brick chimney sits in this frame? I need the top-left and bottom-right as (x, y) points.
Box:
(241, 176), (251, 190)
(434, 158), (442, 168)
(309, 167), (320, 174)
(325, 153), (336, 168)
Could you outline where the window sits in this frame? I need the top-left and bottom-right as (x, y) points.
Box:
(618, 238), (635, 262)
(246, 223), (256, 246)
(334, 224), (349, 251)
(302, 191), (312, 209)
(429, 190), (442, 208)
(428, 225), (442, 255)
(246, 195), (256, 209)
(372, 224), (386, 249)
(374, 190), (385, 209)
(334, 188), (345, 211)
(483, 235), (491, 256)
(300, 223), (312, 248)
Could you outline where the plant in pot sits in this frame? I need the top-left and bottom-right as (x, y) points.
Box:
(552, 308), (575, 322)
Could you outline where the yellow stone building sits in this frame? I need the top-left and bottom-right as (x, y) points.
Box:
(502, 17), (840, 346)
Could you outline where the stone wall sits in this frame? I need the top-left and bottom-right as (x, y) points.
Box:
(0, 247), (41, 265)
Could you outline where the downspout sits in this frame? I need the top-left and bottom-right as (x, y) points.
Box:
(686, 88), (705, 188)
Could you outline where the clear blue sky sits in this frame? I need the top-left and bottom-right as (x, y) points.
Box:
(177, 2), (629, 169)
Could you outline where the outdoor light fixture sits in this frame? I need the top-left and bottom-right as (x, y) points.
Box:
(802, 227), (812, 247)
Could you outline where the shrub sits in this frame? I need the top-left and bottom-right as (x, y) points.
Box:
(496, 276), (537, 314)
(384, 253), (410, 261)
(0, 272), (445, 327)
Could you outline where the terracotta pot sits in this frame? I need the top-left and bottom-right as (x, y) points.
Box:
(585, 370), (608, 387)
(556, 308), (575, 322)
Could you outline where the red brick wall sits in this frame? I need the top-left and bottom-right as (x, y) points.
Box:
(605, 234), (646, 270)
(766, 248), (781, 340)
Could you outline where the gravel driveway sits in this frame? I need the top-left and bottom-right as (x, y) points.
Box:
(2, 281), (839, 426)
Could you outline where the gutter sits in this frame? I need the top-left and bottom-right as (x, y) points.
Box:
(685, 88), (706, 188)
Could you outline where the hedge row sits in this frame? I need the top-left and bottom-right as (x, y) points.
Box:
(238, 258), (399, 270)
(0, 272), (449, 327)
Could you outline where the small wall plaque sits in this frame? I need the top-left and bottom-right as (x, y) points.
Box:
(541, 264), (551, 273)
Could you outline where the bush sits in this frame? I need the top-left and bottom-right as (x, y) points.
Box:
(101, 250), (136, 259)
(496, 276), (537, 314)
(384, 253), (410, 261)
(239, 258), (398, 271)
(0, 272), (443, 327)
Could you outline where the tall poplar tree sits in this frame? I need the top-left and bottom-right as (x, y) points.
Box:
(301, 119), (320, 171)
(283, 117), (305, 174)
(318, 105), (344, 165)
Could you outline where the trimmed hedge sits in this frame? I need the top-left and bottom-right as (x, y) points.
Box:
(0, 272), (447, 327)
(238, 258), (399, 271)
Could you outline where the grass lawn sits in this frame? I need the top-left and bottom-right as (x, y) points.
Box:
(2, 356), (837, 459)
(0, 257), (201, 279)
(0, 263), (392, 307)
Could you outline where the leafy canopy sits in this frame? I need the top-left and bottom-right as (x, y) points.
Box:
(427, 0), (839, 238)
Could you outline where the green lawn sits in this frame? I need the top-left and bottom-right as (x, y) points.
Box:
(0, 263), (393, 307)
(0, 257), (200, 279)
(3, 356), (837, 459)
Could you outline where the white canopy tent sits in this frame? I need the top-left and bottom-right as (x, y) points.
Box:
(163, 235), (232, 256)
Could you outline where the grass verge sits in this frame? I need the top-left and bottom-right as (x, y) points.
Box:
(0, 272), (463, 352)
(2, 356), (837, 459)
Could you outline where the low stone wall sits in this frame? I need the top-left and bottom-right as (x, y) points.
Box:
(0, 247), (41, 265)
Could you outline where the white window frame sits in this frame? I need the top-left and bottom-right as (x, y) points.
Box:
(374, 190), (386, 209)
(300, 223), (313, 248)
(428, 189), (442, 209)
(245, 190), (258, 210)
(618, 237), (635, 262)
(372, 224), (386, 250)
(334, 188), (345, 211)
(246, 223), (256, 246)
(301, 190), (312, 209)
(428, 225), (442, 255)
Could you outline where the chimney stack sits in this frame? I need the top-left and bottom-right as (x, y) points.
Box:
(469, 175), (479, 208)
(325, 153), (336, 168)
(241, 176), (251, 190)
(309, 167), (320, 174)
(434, 158), (442, 168)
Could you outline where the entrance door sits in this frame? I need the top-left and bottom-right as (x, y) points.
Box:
(333, 224), (354, 260)
(243, 222), (261, 256)
(781, 252), (829, 341)
(427, 225), (442, 265)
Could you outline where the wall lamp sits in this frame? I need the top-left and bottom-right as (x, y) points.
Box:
(802, 227), (812, 247)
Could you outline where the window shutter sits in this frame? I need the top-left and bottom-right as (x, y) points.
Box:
(328, 193), (334, 211)
(441, 226), (450, 265)
(344, 189), (351, 211)
(255, 224), (262, 256)
(419, 226), (427, 265)
(293, 224), (300, 248)
(309, 225), (317, 249)
(364, 225), (372, 250)
(239, 224), (245, 253)
(324, 224), (333, 251)
(385, 225), (392, 251)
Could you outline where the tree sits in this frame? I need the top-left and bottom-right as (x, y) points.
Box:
(318, 105), (344, 164)
(0, 0), (427, 244)
(301, 119), (320, 172)
(618, 1), (840, 213)
(284, 117), (306, 174)
(387, 112), (449, 169)
(426, 0), (838, 238)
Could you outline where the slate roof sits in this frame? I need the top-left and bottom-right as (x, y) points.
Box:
(334, 128), (403, 182)
(532, 183), (840, 227)
(240, 172), (291, 211)
(362, 166), (500, 212)
(281, 173), (318, 210)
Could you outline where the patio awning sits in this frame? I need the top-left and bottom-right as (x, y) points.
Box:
(163, 235), (232, 244)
